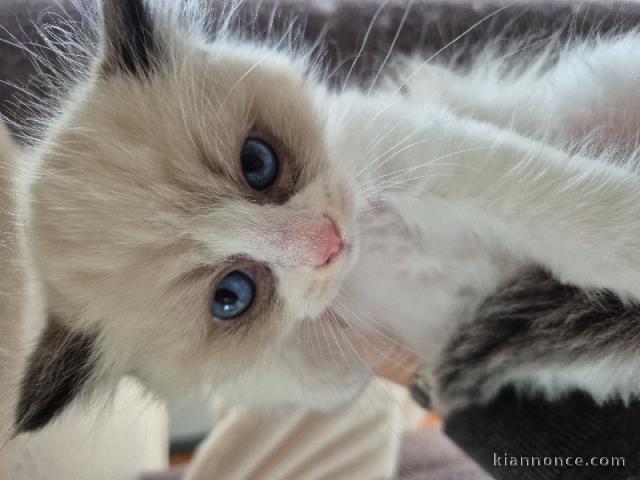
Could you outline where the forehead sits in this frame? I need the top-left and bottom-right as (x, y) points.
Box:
(80, 41), (329, 200)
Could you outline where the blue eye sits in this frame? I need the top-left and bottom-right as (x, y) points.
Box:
(212, 270), (256, 320)
(241, 138), (279, 191)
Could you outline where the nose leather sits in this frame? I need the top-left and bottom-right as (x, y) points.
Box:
(317, 217), (343, 266)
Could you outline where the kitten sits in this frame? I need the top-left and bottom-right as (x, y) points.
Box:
(9, 0), (640, 436)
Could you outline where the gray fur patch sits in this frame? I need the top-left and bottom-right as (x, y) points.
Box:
(101, 0), (158, 77)
(15, 319), (97, 433)
(430, 268), (640, 411)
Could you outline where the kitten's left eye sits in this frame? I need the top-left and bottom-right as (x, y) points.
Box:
(241, 138), (279, 191)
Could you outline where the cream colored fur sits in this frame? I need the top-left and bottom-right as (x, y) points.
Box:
(0, 124), (168, 480)
(0, 123), (28, 467)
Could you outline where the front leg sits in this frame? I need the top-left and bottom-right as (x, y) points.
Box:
(414, 268), (640, 416)
(335, 95), (640, 299)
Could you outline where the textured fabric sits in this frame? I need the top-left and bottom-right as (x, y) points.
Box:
(445, 387), (640, 480)
(140, 427), (492, 480)
(398, 429), (492, 480)
(180, 380), (423, 480)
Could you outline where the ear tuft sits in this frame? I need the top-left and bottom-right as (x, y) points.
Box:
(101, 0), (157, 77)
(15, 319), (98, 434)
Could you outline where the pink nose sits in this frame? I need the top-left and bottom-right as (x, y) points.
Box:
(318, 217), (343, 266)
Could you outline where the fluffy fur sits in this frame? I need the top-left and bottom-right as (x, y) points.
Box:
(5, 0), (640, 435)
(0, 123), (29, 460)
(372, 33), (640, 413)
(17, 0), (369, 434)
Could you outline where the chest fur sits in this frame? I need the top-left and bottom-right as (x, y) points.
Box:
(340, 195), (522, 358)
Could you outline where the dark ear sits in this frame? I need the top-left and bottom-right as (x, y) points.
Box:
(100, 0), (158, 77)
(15, 319), (98, 434)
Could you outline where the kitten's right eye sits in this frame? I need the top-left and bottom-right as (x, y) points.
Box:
(241, 138), (279, 191)
(212, 270), (256, 320)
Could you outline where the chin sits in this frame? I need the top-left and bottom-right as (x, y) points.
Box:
(217, 317), (373, 410)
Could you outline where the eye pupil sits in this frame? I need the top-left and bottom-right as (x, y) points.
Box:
(215, 289), (237, 306)
(243, 156), (263, 173)
(212, 270), (256, 320)
(241, 138), (279, 191)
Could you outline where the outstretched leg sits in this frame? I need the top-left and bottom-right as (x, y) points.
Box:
(338, 92), (640, 301)
(416, 268), (640, 415)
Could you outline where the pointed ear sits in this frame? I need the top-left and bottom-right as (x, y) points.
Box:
(15, 319), (98, 433)
(100, 0), (158, 77)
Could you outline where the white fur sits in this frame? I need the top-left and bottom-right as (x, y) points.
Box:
(337, 32), (640, 405)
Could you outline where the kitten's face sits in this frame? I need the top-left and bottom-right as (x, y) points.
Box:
(17, 0), (368, 433)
